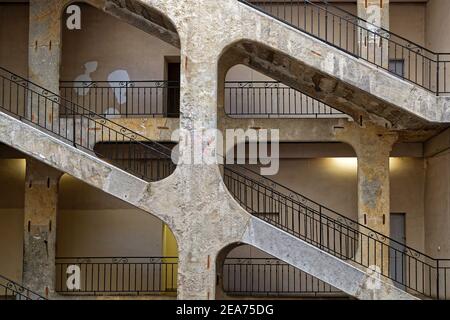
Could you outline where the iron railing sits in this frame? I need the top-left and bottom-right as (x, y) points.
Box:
(225, 81), (346, 118)
(60, 80), (180, 117)
(55, 257), (178, 295)
(0, 274), (46, 300)
(223, 165), (450, 299)
(0, 67), (176, 182)
(241, 0), (450, 94)
(60, 80), (348, 118)
(223, 257), (344, 297)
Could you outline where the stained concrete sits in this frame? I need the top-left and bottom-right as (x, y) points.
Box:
(10, 0), (449, 300)
(0, 100), (417, 300)
(22, 158), (62, 298)
(242, 218), (417, 300)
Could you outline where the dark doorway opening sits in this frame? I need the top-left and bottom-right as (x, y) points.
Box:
(166, 61), (180, 118)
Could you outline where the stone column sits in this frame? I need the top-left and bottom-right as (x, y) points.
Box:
(174, 50), (220, 299)
(28, 0), (63, 128)
(22, 158), (62, 298)
(357, 0), (390, 68)
(351, 129), (397, 276)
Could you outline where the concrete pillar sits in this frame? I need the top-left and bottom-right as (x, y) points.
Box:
(177, 244), (218, 300)
(174, 52), (221, 299)
(22, 158), (62, 298)
(28, 0), (63, 128)
(357, 0), (390, 68)
(351, 130), (397, 275)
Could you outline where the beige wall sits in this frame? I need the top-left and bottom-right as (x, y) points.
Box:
(425, 150), (450, 258)
(0, 159), (25, 282)
(237, 143), (425, 250)
(57, 174), (164, 257)
(426, 0), (450, 52)
(0, 4), (28, 76)
(390, 157), (426, 251)
(390, 4), (426, 46)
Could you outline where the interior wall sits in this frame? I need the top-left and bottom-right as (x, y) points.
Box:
(425, 150), (450, 258)
(57, 174), (164, 257)
(0, 4), (29, 76)
(426, 0), (450, 52)
(0, 159), (26, 282)
(390, 4), (426, 46)
(234, 143), (425, 255)
(390, 157), (426, 251)
(60, 3), (180, 82)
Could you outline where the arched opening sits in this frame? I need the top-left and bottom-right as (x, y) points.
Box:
(216, 243), (348, 299)
(60, 2), (181, 118)
(223, 64), (350, 119)
(0, 147), (26, 288)
(223, 141), (358, 222)
(55, 173), (179, 298)
(56, 2), (181, 182)
(93, 141), (177, 182)
(221, 141), (359, 264)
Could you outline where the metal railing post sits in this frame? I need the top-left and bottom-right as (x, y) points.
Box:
(319, 206), (323, 249)
(437, 53), (440, 95)
(73, 108), (77, 148)
(437, 259), (440, 300)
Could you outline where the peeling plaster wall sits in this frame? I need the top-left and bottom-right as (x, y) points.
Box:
(60, 3), (179, 82)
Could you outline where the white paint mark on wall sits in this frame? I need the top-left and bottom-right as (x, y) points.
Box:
(73, 61), (98, 96)
(107, 69), (131, 105)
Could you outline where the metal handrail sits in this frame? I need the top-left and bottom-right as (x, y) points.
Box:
(239, 0), (450, 94)
(224, 164), (450, 299)
(60, 79), (348, 118)
(0, 66), (176, 182)
(0, 274), (46, 300)
(55, 256), (178, 295)
(223, 257), (344, 296)
(1, 68), (173, 157)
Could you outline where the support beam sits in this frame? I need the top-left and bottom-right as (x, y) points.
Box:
(339, 127), (397, 274)
(28, 0), (63, 128)
(355, 132), (396, 236)
(22, 158), (62, 298)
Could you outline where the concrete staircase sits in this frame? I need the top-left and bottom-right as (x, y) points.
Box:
(224, 165), (449, 300)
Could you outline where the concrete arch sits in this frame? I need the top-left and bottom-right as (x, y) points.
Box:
(61, 0), (181, 48)
(217, 38), (369, 124)
(215, 241), (349, 299)
(55, 178), (181, 297)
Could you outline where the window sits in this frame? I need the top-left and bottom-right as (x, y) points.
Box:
(388, 59), (405, 78)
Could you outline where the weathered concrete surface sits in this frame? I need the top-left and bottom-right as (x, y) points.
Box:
(22, 159), (62, 298)
(242, 218), (417, 300)
(28, 0), (62, 128)
(0, 110), (251, 300)
(357, 0), (390, 69)
(104, 0), (180, 48)
(95, 0), (449, 127)
(0, 105), (414, 300)
(17, 0), (439, 300)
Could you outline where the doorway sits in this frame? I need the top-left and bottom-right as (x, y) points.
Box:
(389, 213), (406, 288)
(166, 60), (180, 117)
